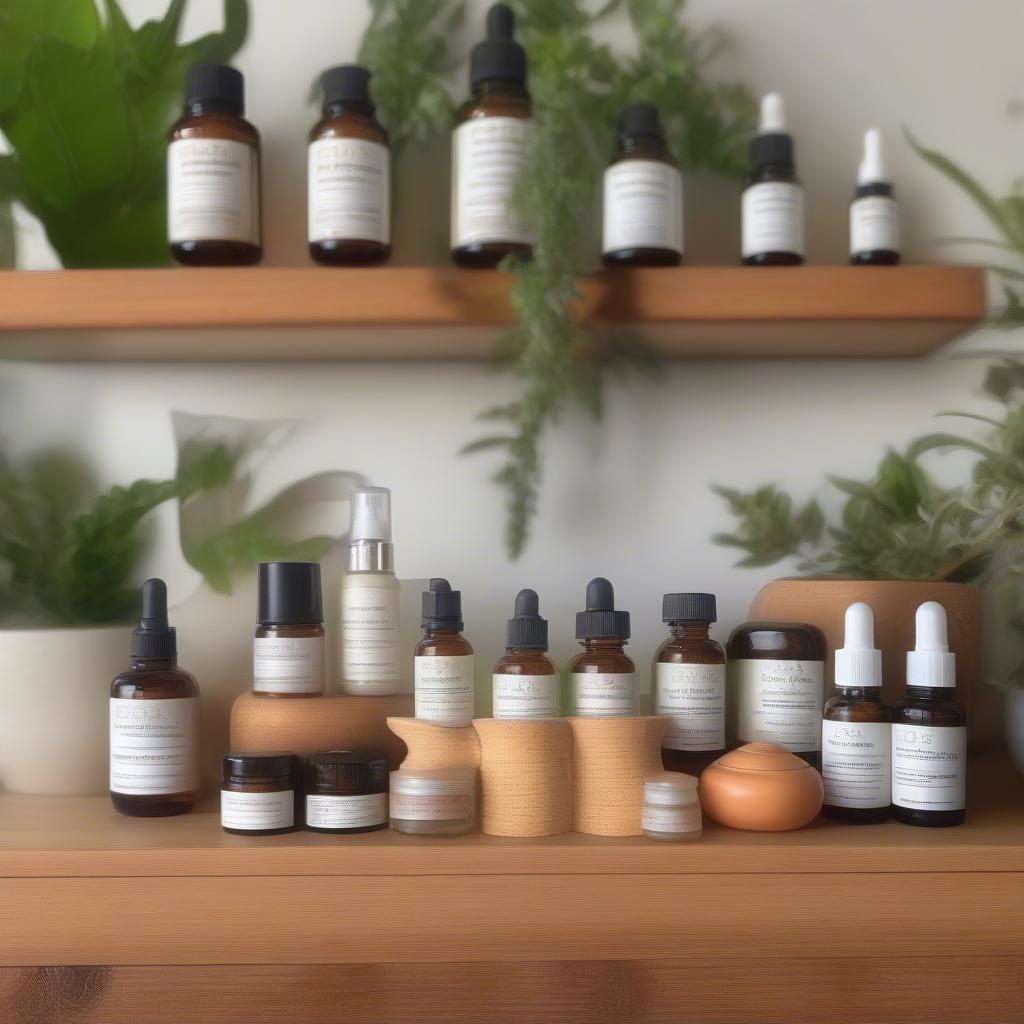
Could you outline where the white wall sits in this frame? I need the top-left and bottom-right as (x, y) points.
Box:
(4, 0), (1021, 686)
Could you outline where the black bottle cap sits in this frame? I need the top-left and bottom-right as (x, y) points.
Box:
(470, 3), (526, 89)
(663, 592), (717, 624)
(223, 752), (298, 779)
(421, 577), (463, 630)
(257, 562), (323, 625)
(618, 104), (665, 143)
(575, 577), (630, 640)
(303, 749), (389, 794)
(185, 63), (244, 114)
(131, 578), (177, 660)
(506, 588), (548, 650)
(321, 65), (373, 111)
(750, 132), (794, 172)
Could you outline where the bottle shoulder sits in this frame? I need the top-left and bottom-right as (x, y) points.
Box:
(745, 167), (800, 188)
(823, 693), (890, 721)
(893, 693), (965, 726)
(567, 649), (635, 674)
(309, 114), (389, 146)
(654, 637), (725, 664)
(416, 634), (474, 657)
(110, 665), (200, 699)
(455, 91), (532, 124)
(493, 651), (557, 675)
(169, 112), (260, 146)
(727, 622), (824, 661)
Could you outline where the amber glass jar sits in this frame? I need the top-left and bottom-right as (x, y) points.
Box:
(303, 750), (388, 834)
(221, 753), (299, 835)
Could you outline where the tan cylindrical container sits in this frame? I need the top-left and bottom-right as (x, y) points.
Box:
(473, 718), (573, 837)
(567, 716), (667, 837)
(386, 717), (480, 770)
(700, 742), (824, 831)
(230, 692), (412, 769)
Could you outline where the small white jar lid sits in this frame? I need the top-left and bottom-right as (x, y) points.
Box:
(644, 771), (699, 805)
(390, 766), (476, 797)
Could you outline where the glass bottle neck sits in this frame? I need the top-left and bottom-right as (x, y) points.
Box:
(835, 685), (882, 699)
(668, 622), (711, 642)
(907, 685), (954, 700)
(581, 638), (626, 652)
(186, 99), (242, 118)
(423, 626), (463, 640)
(324, 99), (375, 119)
(129, 656), (177, 670)
(472, 79), (528, 99)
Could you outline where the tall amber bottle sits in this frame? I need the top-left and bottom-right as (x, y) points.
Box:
(167, 64), (261, 265)
(492, 589), (559, 718)
(308, 65), (391, 266)
(414, 579), (475, 727)
(654, 593), (725, 774)
(110, 579), (199, 817)
(565, 577), (636, 717)
(451, 3), (532, 269)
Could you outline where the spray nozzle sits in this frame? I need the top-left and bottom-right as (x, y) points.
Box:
(350, 486), (392, 543)
(759, 92), (786, 134)
(834, 601), (882, 687)
(907, 601), (956, 688)
(858, 128), (888, 185)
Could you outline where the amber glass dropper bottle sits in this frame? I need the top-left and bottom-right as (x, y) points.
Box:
(492, 589), (559, 718)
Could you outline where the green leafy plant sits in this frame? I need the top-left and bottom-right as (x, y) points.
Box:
(0, 0), (248, 268)
(713, 360), (1024, 685)
(909, 130), (1024, 327)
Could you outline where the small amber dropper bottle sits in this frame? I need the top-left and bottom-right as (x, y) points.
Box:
(492, 589), (559, 718)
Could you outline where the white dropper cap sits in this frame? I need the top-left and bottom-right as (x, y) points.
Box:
(906, 601), (956, 688)
(759, 92), (786, 134)
(858, 128), (888, 185)
(834, 602), (882, 687)
(350, 486), (392, 543)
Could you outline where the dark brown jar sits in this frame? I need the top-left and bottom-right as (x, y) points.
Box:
(602, 104), (683, 267)
(253, 562), (325, 698)
(303, 750), (388, 834)
(167, 64), (262, 266)
(414, 579), (475, 726)
(308, 65), (391, 266)
(110, 579), (200, 818)
(492, 589), (559, 718)
(654, 593), (725, 775)
(727, 622), (825, 768)
(221, 753), (299, 835)
(451, 4), (532, 269)
(565, 578), (636, 717)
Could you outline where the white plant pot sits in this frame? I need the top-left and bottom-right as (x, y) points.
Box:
(1007, 690), (1024, 779)
(0, 625), (131, 794)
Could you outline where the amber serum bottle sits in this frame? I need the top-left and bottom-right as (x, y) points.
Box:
(492, 589), (559, 719)
(565, 577), (636, 717)
(110, 579), (200, 817)
(414, 579), (475, 727)
(167, 64), (261, 265)
(451, 3), (532, 269)
(253, 562), (326, 698)
(602, 104), (683, 267)
(308, 65), (391, 265)
(892, 602), (966, 827)
(822, 603), (891, 823)
(654, 593), (725, 774)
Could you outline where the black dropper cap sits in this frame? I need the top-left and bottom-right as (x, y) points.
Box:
(662, 593), (717, 624)
(470, 3), (526, 89)
(185, 64), (244, 114)
(421, 578), (463, 631)
(132, 578), (177, 660)
(257, 562), (323, 626)
(618, 104), (665, 143)
(575, 577), (630, 640)
(321, 65), (374, 111)
(506, 588), (547, 650)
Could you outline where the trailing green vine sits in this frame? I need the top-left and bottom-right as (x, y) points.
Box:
(362, 0), (754, 557)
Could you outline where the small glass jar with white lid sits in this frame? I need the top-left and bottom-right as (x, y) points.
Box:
(643, 771), (701, 841)
(389, 766), (476, 835)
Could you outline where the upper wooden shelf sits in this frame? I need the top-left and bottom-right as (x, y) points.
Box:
(0, 264), (985, 361)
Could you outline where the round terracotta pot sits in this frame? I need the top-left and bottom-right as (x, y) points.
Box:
(749, 578), (995, 749)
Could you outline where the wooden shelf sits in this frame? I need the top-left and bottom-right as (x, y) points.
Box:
(0, 265), (985, 361)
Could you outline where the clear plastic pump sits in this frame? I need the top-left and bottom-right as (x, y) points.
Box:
(759, 92), (786, 133)
(350, 486), (392, 543)
(858, 128), (888, 185)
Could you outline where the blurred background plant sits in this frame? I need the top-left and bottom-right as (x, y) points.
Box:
(0, 0), (249, 268)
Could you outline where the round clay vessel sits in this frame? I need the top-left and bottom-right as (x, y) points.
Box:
(699, 742), (823, 831)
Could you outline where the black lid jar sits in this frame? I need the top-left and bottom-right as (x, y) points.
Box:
(221, 752), (299, 835)
(303, 750), (389, 834)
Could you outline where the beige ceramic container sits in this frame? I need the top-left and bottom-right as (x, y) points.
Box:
(699, 742), (824, 831)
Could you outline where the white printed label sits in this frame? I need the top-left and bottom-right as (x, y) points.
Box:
(390, 791), (472, 821)
(168, 138), (259, 244)
(451, 116), (531, 247)
(850, 195), (900, 255)
(493, 673), (560, 719)
(415, 654), (475, 726)
(571, 672), (637, 718)
(603, 160), (683, 255)
(655, 663), (725, 750)
(642, 803), (701, 835)
(109, 697), (199, 796)
(892, 724), (966, 812)
(341, 584), (401, 684)
(305, 792), (387, 830)
(735, 659), (823, 752)
(253, 636), (325, 695)
(822, 719), (891, 808)
(221, 789), (294, 831)
(741, 181), (805, 258)
(308, 138), (389, 244)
